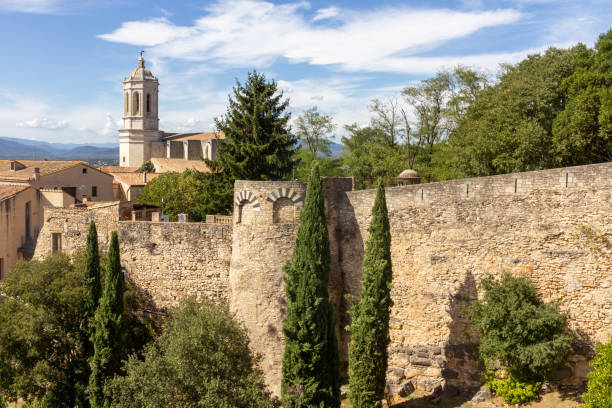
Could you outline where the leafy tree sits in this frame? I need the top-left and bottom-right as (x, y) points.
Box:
(340, 125), (407, 189)
(89, 231), (125, 408)
(281, 163), (340, 408)
(368, 97), (410, 148)
(347, 180), (393, 408)
(0, 251), (154, 407)
(450, 47), (579, 176)
(214, 71), (298, 181)
(295, 106), (334, 156)
(137, 160), (155, 173)
(136, 169), (233, 220)
(466, 273), (574, 384)
(582, 336), (612, 408)
(553, 30), (612, 165)
(108, 298), (277, 408)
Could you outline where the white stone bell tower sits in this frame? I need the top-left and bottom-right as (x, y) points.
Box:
(119, 53), (163, 167)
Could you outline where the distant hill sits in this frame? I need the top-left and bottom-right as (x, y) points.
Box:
(0, 137), (118, 160)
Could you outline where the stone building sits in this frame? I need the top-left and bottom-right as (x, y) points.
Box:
(118, 55), (223, 168)
(0, 159), (114, 275)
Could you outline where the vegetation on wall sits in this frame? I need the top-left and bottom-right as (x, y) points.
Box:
(582, 336), (612, 408)
(466, 273), (574, 404)
(108, 298), (277, 408)
(281, 163), (340, 408)
(347, 180), (393, 408)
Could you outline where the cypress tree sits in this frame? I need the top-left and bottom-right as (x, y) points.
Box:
(347, 179), (393, 408)
(88, 231), (124, 408)
(213, 70), (298, 181)
(281, 163), (340, 408)
(83, 220), (101, 351)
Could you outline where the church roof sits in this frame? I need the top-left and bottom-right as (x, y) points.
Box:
(125, 56), (157, 82)
(161, 132), (224, 142)
(150, 158), (212, 173)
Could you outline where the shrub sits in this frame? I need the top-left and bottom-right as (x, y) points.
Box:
(108, 298), (277, 408)
(466, 273), (574, 382)
(582, 336), (612, 408)
(487, 377), (541, 405)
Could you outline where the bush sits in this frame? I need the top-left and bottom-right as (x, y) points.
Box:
(582, 336), (612, 408)
(108, 298), (277, 408)
(466, 273), (574, 382)
(487, 377), (541, 405)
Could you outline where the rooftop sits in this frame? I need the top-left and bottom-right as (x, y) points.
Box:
(161, 132), (224, 142)
(150, 157), (212, 173)
(100, 166), (140, 174)
(110, 171), (161, 187)
(0, 184), (31, 201)
(0, 160), (89, 181)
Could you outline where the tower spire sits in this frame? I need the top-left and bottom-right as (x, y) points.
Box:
(138, 50), (145, 68)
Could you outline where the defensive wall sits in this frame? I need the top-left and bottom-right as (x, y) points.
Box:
(30, 162), (612, 398)
(34, 202), (232, 309)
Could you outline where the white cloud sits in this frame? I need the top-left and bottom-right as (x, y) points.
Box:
(0, 0), (57, 13)
(16, 117), (68, 130)
(312, 6), (339, 22)
(99, 0), (522, 74)
(98, 17), (195, 47)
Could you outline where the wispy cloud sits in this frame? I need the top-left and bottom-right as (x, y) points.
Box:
(312, 6), (339, 22)
(0, 0), (106, 14)
(99, 0), (522, 74)
(16, 117), (68, 130)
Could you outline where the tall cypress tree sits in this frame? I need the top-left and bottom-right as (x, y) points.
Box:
(88, 231), (124, 408)
(83, 220), (101, 351)
(213, 71), (298, 181)
(281, 163), (340, 408)
(348, 179), (393, 408)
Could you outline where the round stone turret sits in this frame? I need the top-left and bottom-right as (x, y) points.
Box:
(397, 168), (421, 185)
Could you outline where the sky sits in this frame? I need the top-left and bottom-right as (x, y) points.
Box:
(0, 0), (610, 144)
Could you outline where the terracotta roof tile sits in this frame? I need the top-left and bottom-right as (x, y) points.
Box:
(0, 184), (31, 200)
(110, 172), (161, 186)
(100, 166), (139, 174)
(161, 132), (224, 141)
(0, 160), (87, 181)
(150, 158), (212, 173)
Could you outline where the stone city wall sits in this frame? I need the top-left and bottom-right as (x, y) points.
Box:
(231, 162), (611, 397)
(34, 203), (232, 310)
(337, 162), (612, 395)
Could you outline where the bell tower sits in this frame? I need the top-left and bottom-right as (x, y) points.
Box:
(119, 53), (163, 167)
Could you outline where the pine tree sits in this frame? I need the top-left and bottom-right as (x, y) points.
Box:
(214, 71), (298, 181)
(88, 231), (124, 408)
(347, 179), (393, 408)
(281, 163), (340, 408)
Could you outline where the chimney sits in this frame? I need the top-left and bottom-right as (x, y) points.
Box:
(143, 172), (147, 183)
(33, 167), (40, 182)
(10, 160), (16, 171)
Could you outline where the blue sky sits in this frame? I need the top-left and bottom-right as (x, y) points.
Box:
(0, 0), (610, 144)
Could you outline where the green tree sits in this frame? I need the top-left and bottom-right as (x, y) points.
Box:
(582, 336), (612, 408)
(137, 160), (155, 173)
(340, 125), (406, 189)
(466, 273), (574, 383)
(281, 163), (340, 408)
(108, 298), (277, 408)
(553, 30), (612, 165)
(0, 252), (154, 407)
(450, 47), (579, 176)
(136, 169), (233, 219)
(214, 71), (298, 181)
(83, 221), (102, 350)
(295, 106), (334, 156)
(89, 231), (124, 408)
(347, 180), (393, 408)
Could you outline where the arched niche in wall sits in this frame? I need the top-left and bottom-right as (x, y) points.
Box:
(235, 190), (260, 224)
(266, 188), (303, 224)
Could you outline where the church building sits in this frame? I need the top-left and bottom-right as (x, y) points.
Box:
(119, 55), (223, 168)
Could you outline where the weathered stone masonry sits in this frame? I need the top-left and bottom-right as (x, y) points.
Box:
(33, 162), (612, 397)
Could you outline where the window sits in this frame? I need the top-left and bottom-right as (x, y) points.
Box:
(124, 92), (129, 113)
(25, 201), (31, 239)
(52, 233), (62, 253)
(123, 156), (126, 163)
(0, 258), (4, 280)
(82, 168), (87, 174)
(146, 93), (151, 113)
(133, 92), (140, 114)
(92, 186), (97, 197)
